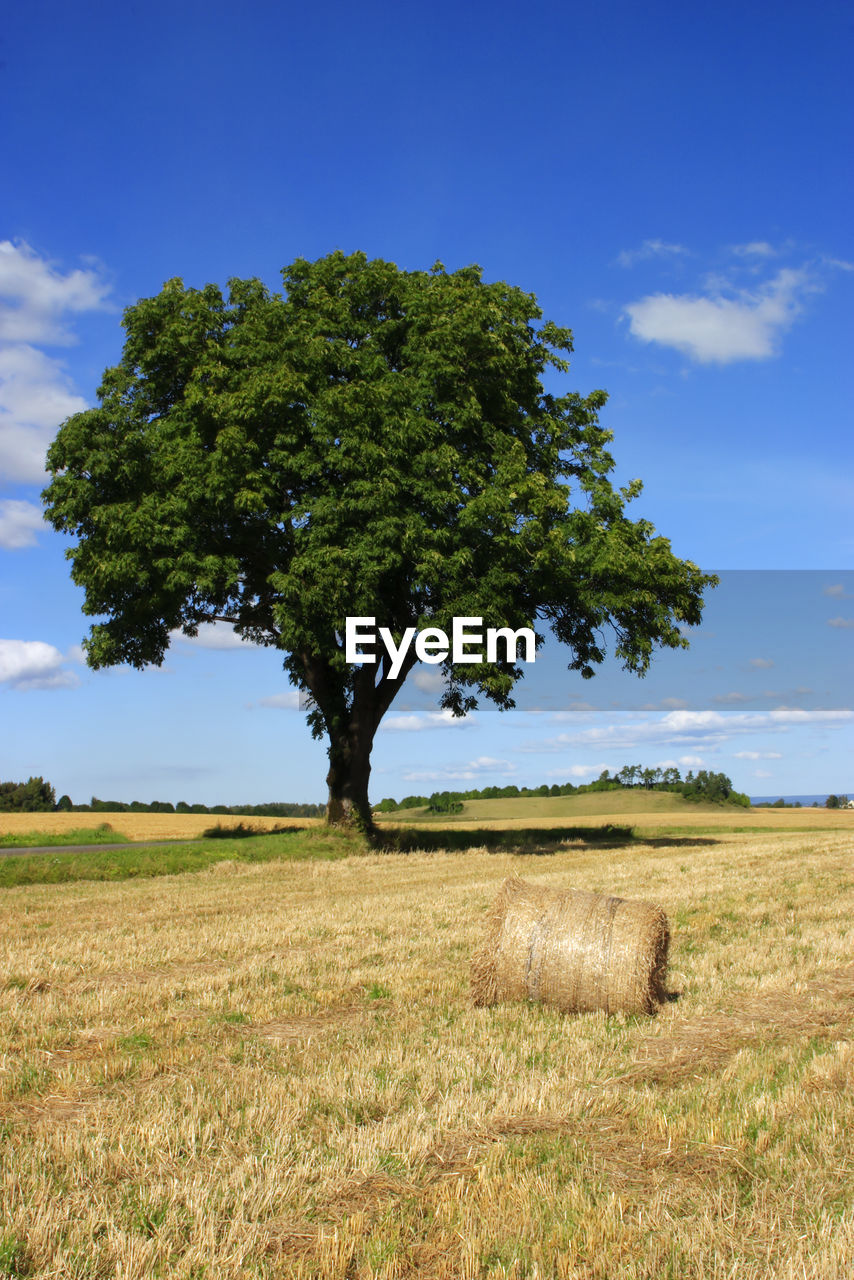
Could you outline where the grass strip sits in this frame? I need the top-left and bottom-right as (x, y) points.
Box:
(0, 828), (364, 888)
(0, 824), (132, 849)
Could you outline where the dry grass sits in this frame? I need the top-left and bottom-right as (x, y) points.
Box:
(1, 827), (852, 1277)
(0, 811), (321, 844)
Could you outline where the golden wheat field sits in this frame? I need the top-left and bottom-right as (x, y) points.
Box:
(0, 811), (322, 843)
(1, 826), (852, 1278)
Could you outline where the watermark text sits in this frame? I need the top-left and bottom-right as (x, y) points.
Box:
(345, 617), (536, 680)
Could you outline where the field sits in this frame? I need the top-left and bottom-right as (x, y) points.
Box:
(0, 811), (320, 845)
(1, 793), (850, 850)
(1, 808), (852, 1279)
(376, 790), (854, 837)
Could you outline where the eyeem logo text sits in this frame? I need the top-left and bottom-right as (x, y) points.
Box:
(345, 617), (536, 680)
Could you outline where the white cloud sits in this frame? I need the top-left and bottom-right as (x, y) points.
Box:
(734, 750), (782, 759)
(175, 623), (260, 650)
(0, 242), (112, 483)
(823, 584), (854, 599)
(0, 344), (89, 482)
(0, 639), (79, 690)
(383, 709), (468, 732)
(749, 657), (775, 669)
(0, 499), (43, 549)
(754, 769), (773, 779)
(616, 240), (689, 268)
(623, 267), (816, 364)
(827, 616), (854, 629)
(0, 240), (112, 345)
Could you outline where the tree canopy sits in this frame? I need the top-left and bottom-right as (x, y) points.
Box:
(0, 777), (57, 812)
(43, 250), (716, 832)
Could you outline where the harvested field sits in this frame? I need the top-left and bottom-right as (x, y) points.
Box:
(1, 828), (852, 1278)
(0, 810), (322, 844)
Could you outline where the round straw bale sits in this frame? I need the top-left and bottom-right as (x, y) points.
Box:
(471, 875), (669, 1016)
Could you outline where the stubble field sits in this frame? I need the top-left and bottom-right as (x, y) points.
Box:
(1, 822), (852, 1278)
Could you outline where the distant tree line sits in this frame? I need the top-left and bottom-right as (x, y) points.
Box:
(0, 779), (324, 818)
(374, 764), (751, 814)
(823, 794), (850, 809)
(749, 794), (850, 809)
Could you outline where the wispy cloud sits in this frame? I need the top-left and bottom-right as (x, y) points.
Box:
(823, 584), (854, 599)
(174, 623), (260, 650)
(383, 709), (469, 732)
(734, 750), (782, 759)
(640, 697), (689, 711)
(0, 638), (80, 690)
(0, 499), (43, 549)
(402, 754), (515, 783)
(749, 657), (775, 669)
(827, 616), (854, 629)
(255, 691), (300, 709)
(0, 241), (112, 484)
(552, 762), (611, 779)
(522, 706), (852, 754)
(730, 242), (777, 258)
(615, 240), (689, 268)
(715, 687), (813, 706)
(411, 666), (445, 694)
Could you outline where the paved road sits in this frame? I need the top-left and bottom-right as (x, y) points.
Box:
(0, 839), (203, 858)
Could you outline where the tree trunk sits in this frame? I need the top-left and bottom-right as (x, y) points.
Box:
(301, 642), (417, 839)
(325, 729), (375, 835)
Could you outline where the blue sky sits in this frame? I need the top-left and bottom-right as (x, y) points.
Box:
(1, 0), (851, 804)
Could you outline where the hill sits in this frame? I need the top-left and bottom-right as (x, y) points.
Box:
(376, 787), (734, 824)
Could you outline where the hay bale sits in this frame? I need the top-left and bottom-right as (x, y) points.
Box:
(471, 875), (669, 1016)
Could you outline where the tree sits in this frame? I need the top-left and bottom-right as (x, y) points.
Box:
(43, 251), (716, 834)
(0, 777), (57, 812)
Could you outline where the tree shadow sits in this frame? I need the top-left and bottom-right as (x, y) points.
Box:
(376, 824), (721, 855)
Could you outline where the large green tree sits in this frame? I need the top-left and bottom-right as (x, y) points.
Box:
(43, 251), (715, 833)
